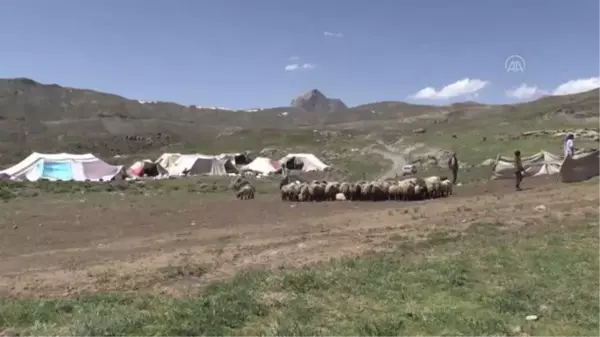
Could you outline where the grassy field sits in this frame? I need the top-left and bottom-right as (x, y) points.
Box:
(2, 216), (597, 336)
(408, 118), (599, 164)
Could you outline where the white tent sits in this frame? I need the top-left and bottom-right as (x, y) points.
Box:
(279, 153), (330, 172)
(241, 157), (282, 175)
(156, 153), (237, 176)
(492, 150), (563, 179)
(0, 152), (124, 182)
(559, 150), (599, 183)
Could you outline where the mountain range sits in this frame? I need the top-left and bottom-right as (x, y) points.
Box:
(0, 77), (597, 164)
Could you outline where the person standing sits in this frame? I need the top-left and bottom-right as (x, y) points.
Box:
(514, 150), (525, 191)
(447, 152), (459, 184)
(564, 133), (575, 157)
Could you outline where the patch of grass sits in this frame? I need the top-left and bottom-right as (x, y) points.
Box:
(415, 165), (493, 184)
(1, 218), (598, 336)
(331, 152), (391, 181)
(0, 176), (262, 201)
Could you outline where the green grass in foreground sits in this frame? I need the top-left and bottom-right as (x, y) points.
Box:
(1, 219), (598, 336)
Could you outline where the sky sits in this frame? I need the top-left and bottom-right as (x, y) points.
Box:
(0, 0), (598, 109)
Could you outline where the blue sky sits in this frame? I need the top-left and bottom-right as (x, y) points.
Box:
(1, 0), (598, 109)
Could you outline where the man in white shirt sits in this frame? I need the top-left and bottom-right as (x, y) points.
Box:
(564, 134), (575, 157)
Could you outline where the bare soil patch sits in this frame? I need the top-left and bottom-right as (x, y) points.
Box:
(0, 177), (597, 298)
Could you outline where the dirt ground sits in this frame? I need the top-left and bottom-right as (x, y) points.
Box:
(0, 176), (597, 299)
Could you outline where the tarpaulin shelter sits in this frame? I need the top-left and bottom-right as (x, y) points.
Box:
(0, 152), (124, 182)
(127, 160), (168, 177)
(156, 153), (238, 176)
(559, 150), (599, 183)
(241, 157), (281, 175)
(491, 150), (563, 179)
(279, 153), (330, 172)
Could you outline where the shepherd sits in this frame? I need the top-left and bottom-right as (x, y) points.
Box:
(447, 152), (459, 184)
(564, 133), (575, 157)
(514, 150), (525, 191)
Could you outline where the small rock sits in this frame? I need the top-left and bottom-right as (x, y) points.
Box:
(534, 205), (547, 212)
(525, 314), (539, 321)
(190, 221), (196, 226)
(12, 225), (17, 230)
(335, 193), (346, 201)
(511, 325), (523, 334)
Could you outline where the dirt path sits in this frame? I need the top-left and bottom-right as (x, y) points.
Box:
(0, 178), (595, 299)
(372, 147), (408, 179)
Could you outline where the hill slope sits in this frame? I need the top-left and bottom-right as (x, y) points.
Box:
(0, 77), (597, 164)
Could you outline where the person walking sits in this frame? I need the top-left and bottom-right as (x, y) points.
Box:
(564, 133), (575, 157)
(447, 152), (459, 184)
(514, 150), (525, 191)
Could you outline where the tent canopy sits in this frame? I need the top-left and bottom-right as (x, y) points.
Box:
(241, 157), (281, 175)
(0, 152), (124, 182)
(492, 150), (564, 179)
(279, 153), (330, 172)
(559, 150), (599, 183)
(156, 153), (238, 176)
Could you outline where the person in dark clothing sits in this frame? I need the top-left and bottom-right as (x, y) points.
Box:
(514, 150), (525, 191)
(447, 152), (459, 184)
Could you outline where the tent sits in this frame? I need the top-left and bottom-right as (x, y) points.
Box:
(0, 152), (124, 182)
(241, 157), (281, 175)
(279, 153), (330, 172)
(127, 160), (168, 177)
(559, 150), (599, 183)
(492, 150), (563, 179)
(156, 153), (238, 176)
(217, 152), (252, 165)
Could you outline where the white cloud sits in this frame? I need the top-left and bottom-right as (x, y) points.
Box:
(284, 64), (299, 71)
(324, 31), (343, 38)
(284, 63), (316, 71)
(552, 77), (599, 95)
(411, 78), (489, 100)
(506, 83), (545, 100)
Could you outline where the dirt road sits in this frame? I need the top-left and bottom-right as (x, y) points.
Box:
(0, 177), (597, 299)
(371, 147), (408, 179)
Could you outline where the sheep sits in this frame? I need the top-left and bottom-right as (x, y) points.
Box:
(380, 181), (391, 199)
(339, 182), (351, 200)
(440, 179), (453, 197)
(236, 184), (255, 200)
(298, 183), (310, 201)
(388, 184), (403, 201)
(281, 182), (299, 201)
(308, 182), (326, 202)
(325, 182), (340, 201)
(397, 179), (415, 201)
(371, 182), (388, 201)
(361, 183), (373, 201)
(349, 183), (361, 201)
(424, 176), (442, 199)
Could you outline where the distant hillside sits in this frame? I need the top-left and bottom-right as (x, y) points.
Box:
(0, 77), (596, 164)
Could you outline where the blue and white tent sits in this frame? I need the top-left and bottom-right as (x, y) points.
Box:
(0, 152), (124, 182)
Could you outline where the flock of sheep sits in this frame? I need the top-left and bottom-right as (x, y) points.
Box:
(280, 176), (453, 202)
(228, 175), (454, 202)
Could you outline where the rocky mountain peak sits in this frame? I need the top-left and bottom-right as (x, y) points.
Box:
(290, 89), (348, 113)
